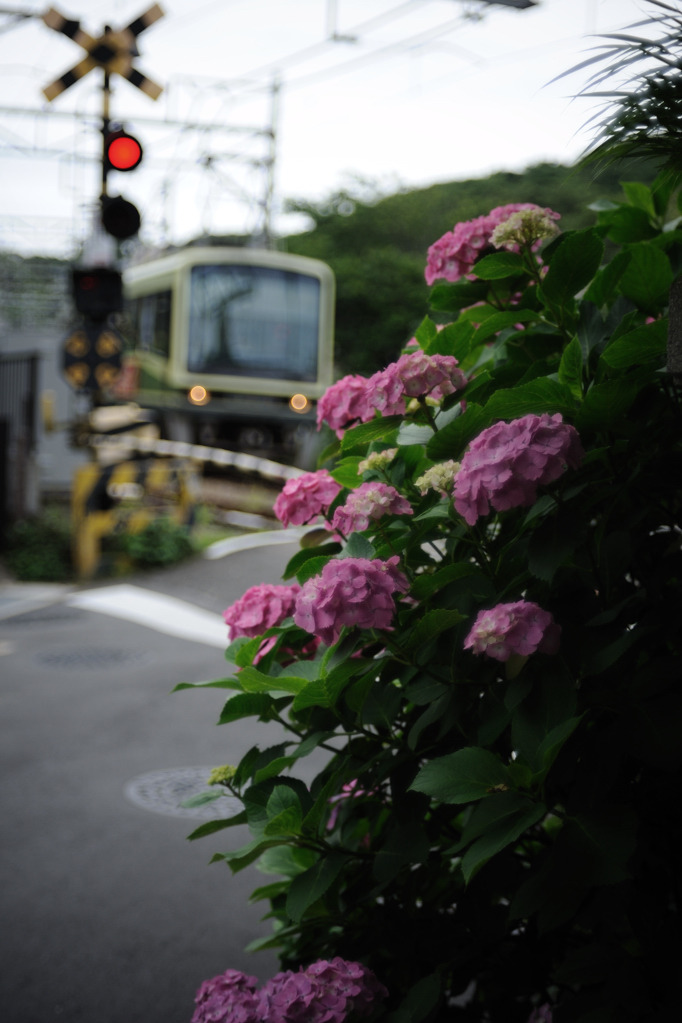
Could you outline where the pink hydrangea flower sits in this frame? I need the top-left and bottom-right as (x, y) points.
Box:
(425, 203), (561, 285)
(528, 1006), (553, 1023)
(223, 583), (300, 639)
(191, 968), (260, 1023)
(273, 469), (342, 527)
(453, 413), (584, 525)
(257, 959), (388, 1023)
(464, 600), (561, 662)
(316, 374), (374, 437)
(366, 364), (407, 417)
(330, 482), (413, 535)
(294, 556), (410, 647)
(368, 350), (467, 414)
(425, 216), (490, 285)
(393, 350), (467, 400)
(304, 958), (388, 1019)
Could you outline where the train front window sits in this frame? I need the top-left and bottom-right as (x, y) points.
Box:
(187, 265), (320, 380)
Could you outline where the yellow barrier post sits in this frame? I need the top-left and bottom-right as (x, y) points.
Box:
(71, 458), (198, 579)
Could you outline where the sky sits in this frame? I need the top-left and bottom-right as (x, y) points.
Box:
(0, 0), (657, 257)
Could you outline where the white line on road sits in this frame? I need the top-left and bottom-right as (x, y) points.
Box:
(67, 584), (228, 648)
(202, 525), (314, 560)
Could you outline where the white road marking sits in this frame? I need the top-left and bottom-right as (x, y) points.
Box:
(67, 584), (228, 648)
(202, 525), (314, 560)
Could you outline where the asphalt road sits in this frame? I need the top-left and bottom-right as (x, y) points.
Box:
(0, 537), (323, 1023)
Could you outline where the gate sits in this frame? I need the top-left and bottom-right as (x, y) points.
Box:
(0, 351), (39, 540)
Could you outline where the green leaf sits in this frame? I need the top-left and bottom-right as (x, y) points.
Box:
(338, 531), (376, 559)
(598, 204), (658, 244)
(472, 251), (526, 280)
(218, 692), (277, 725)
(410, 747), (511, 804)
(557, 335), (583, 399)
(601, 317), (668, 368)
(407, 693), (453, 751)
(484, 379), (577, 421)
(386, 973), (442, 1023)
(583, 250), (632, 308)
(424, 319), (476, 361)
(180, 789), (225, 808)
(621, 180), (655, 218)
(291, 680), (330, 712)
(212, 836), (290, 873)
(472, 309), (537, 342)
(461, 797), (546, 883)
(283, 543), (340, 581)
(285, 850), (348, 922)
(617, 242), (673, 312)
(264, 786), (303, 836)
(330, 457), (363, 488)
(415, 315), (438, 347)
(249, 880), (289, 903)
(257, 843), (317, 878)
(511, 671), (577, 772)
(427, 403), (490, 461)
(295, 554), (335, 584)
(187, 811), (248, 841)
(397, 421), (437, 447)
(238, 666), (311, 696)
(225, 635), (261, 667)
(340, 415), (402, 451)
(411, 562), (481, 600)
(302, 772), (347, 833)
(576, 378), (643, 432)
(405, 609), (467, 653)
(293, 659), (370, 712)
(253, 756), (297, 785)
(428, 279), (489, 312)
(173, 677), (242, 693)
(534, 715), (583, 779)
(540, 229), (604, 306)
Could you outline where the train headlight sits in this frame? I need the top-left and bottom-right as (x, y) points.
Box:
(289, 393), (311, 414)
(188, 385), (210, 406)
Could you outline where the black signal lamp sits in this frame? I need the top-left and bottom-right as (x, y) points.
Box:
(72, 266), (123, 320)
(101, 195), (141, 240)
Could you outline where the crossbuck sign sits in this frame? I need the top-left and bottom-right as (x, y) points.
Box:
(41, 4), (164, 102)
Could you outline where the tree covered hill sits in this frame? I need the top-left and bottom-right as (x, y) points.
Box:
(281, 159), (655, 375)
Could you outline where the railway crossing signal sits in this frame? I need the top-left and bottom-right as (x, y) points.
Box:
(40, 5), (164, 242)
(41, 4), (164, 102)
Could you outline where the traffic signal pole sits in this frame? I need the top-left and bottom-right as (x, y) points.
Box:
(101, 65), (111, 200)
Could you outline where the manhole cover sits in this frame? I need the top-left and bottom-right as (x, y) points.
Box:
(37, 647), (148, 669)
(124, 766), (242, 819)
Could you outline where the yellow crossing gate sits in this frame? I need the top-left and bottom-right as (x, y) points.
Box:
(71, 457), (198, 579)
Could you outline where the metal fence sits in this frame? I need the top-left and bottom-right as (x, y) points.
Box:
(0, 351), (39, 538)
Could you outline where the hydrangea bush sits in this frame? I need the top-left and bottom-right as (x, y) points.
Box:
(178, 177), (682, 1021)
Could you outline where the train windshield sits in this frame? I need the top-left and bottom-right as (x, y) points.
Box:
(187, 264), (320, 380)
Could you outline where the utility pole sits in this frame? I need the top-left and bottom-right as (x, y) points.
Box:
(262, 78), (281, 249)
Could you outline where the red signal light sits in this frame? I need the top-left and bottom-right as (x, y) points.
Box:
(105, 131), (143, 172)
